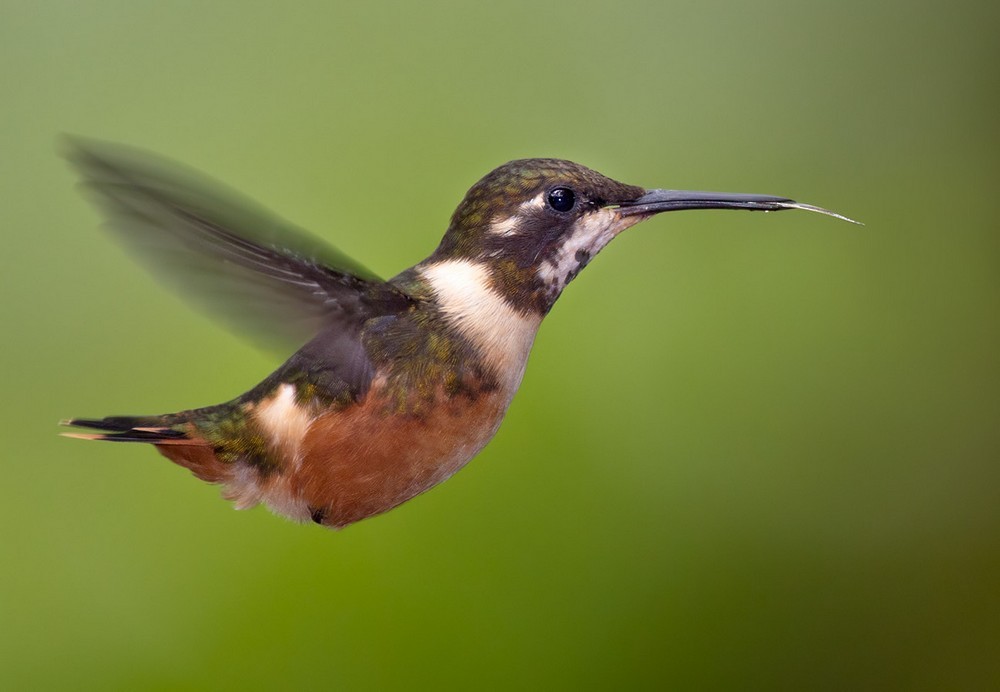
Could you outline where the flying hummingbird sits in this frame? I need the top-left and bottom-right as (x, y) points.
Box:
(62, 140), (857, 529)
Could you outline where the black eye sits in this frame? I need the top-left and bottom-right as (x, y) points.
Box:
(547, 187), (576, 213)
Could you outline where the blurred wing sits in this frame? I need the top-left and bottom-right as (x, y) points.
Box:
(65, 138), (411, 354)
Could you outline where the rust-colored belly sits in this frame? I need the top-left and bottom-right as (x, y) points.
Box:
(296, 387), (509, 527)
(160, 381), (512, 528)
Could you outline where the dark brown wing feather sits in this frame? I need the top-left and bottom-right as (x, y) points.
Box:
(64, 137), (412, 354)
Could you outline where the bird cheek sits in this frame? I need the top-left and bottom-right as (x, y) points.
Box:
(610, 211), (648, 236)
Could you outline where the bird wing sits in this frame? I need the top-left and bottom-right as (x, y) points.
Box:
(65, 138), (413, 354)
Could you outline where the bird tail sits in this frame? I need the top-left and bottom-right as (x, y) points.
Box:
(60, 414), (197, 445)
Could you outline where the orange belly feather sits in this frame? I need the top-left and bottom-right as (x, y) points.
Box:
(157, 380), (511, 528)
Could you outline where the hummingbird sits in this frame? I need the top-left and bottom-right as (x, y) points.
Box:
(62, 140), (857, 529)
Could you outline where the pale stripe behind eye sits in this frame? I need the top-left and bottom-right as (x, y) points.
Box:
(488, 193), (547, 236)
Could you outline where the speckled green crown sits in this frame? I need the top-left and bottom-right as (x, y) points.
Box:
(434, 159), (644, 258)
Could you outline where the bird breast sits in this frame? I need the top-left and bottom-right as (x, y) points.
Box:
(224, 376), (514, 528)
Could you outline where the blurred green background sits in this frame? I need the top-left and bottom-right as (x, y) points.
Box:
(2, 1), (998, 689)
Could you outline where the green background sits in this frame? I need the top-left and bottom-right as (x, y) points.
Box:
(3, 1), (998, 689)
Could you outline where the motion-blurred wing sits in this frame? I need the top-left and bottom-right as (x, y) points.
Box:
(65, 138), (411, 354)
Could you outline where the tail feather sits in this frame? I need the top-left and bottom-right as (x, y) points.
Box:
(62, 412), (229, 484)
(61, 416), (195, 444)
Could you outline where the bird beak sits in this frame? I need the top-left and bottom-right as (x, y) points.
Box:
(616, 189), (861, 225)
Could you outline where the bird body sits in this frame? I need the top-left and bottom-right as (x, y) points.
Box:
(134, 262), (538, 528)
(63, 144), (856, 528)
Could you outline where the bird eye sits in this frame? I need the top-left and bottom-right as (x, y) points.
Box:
(547, 187), (576, 213)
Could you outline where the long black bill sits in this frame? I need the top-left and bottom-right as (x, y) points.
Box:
(617, 189), (861, 225)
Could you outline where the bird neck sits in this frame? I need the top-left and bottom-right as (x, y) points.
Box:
(405, 258), (544, 394)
